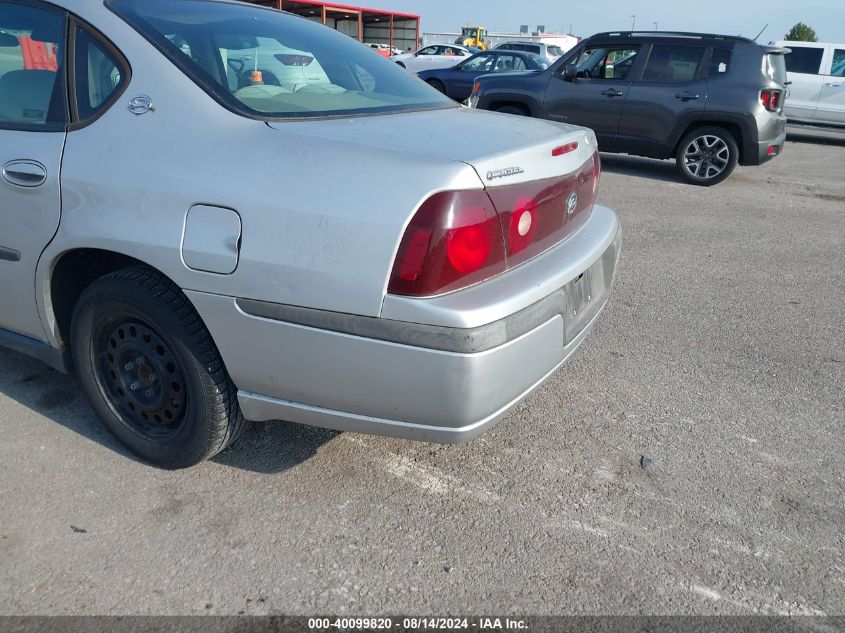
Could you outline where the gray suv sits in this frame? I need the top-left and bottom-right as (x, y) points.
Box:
(471, 32), (790, 185)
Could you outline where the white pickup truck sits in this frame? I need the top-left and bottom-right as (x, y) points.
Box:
(776, 41), (845, 127)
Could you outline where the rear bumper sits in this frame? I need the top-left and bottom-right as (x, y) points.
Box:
(185, 204), (621, 443)
(757, 128), (787, 165)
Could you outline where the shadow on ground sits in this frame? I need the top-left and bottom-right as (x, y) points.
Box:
(599, 153), (681, 184)
(0, 346), (334, 474)
(786, 127), (845, 147)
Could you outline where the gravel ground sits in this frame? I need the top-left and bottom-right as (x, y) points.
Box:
(0, 128), (843, 617)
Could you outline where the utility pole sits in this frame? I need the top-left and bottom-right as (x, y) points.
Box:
(630, 15), (636, 30)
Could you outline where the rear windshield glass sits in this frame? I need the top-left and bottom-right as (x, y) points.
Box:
(547, 46), (563, 56)
(108, 0), (454, 119)
(765, 53), (788, 85)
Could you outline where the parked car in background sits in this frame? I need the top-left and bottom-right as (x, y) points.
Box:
(470, 31), (789, 185)
(418, 50), (550, 102)
(495, 41), (564, 63)
(0, 0), (620, 468)
(774, 41), (845, 127)
(391, 44), (472, 72)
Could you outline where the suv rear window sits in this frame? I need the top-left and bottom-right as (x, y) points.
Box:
(642, 44), (705, 82)
(108, 0), (453, 119)
(784, 46), (824, 74)
(708, 47), (732, 76)
(764, 53), (787, 85)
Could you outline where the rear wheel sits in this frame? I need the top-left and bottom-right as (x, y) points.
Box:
(426, 79), (445, 94)
(675, 126), (738, 186)
(496, 104), (528, 116)
(71, 266), (246, 469)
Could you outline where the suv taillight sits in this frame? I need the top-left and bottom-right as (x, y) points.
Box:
(761, 89), (783, 112)
(388, 151), (600, 297)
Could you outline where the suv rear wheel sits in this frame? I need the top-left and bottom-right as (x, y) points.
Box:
(676, 126), (739, 186)
(71, 266), (246, 469)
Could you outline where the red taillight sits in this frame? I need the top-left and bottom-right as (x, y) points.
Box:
(552, 142), (578, 157)
(388, 191), (506, 296)
(447, 223), (495, 273)
(761, 89), (782, 112)
(389, 151), (600, 297)
(489, 151), (599, 267)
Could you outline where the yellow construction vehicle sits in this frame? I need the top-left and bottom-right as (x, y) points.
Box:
(456, 25), (489, 50)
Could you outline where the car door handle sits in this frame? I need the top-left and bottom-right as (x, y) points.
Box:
(675, 91), (700, 101)
(2, 160), (47, 188)
(601, 89), (624, 97)
(825, 82), (841, 87)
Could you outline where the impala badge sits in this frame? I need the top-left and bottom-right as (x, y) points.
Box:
(486, 166), (524, 181)
(128, 95), (155, 115)
(566, 192), (578, 215)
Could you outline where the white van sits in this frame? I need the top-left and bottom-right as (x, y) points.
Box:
(775, 41), (845, 126)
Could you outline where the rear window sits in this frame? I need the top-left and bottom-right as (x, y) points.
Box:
(547, 46), (563, 57)
(108, 0), (454, 119)
(784, 46), (824, 74)
(642, 44), (706, 82)
(708, 47), (732, 76)
(831, 49), (845, 77)
(764, 53), (787, 85)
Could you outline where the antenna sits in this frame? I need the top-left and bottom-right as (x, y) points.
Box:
(753, 23), (768, 41)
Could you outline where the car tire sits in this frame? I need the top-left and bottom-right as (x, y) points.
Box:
(496, 104), (528, 116)
(675, 126), (739, 186)
(427, 79), (445, 94)
(70, 266), (246, 469)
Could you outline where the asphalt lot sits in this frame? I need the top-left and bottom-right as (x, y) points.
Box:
(1, 127), (843, 617)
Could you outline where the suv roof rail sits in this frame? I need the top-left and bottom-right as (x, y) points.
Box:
(589, 31), (753, 43)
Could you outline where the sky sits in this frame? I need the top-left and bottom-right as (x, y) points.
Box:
(384, 0), (845, 44)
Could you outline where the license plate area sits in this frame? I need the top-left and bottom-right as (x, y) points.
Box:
(563, 263), (604, 345)
(569, 269), (594, 318)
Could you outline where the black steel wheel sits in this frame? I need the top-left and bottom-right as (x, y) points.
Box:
(95, 318), (188, 439)
(71, 266), (246, 468)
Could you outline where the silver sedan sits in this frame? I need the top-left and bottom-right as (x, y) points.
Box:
(0, 0), (621, 468)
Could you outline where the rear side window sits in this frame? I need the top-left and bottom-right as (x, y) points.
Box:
(642, 44), (706, 82)
(784, 46), (824, 74)
(831, 49), (845, 77)
(709, 47), (732, 76)
(73, 27), (127, 120)
(0, 2), (66, 127)
(494, 54), (527, 72)
(547, 45), (563, 57)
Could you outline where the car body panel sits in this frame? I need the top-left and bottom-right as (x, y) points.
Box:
(186, 214), (620, 440)
(0, 130), (65, 341)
